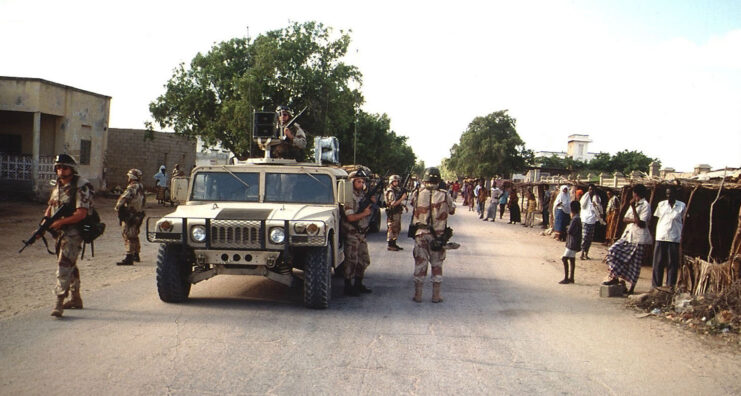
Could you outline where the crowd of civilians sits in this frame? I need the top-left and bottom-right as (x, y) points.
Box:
(451, 178), (686, 293)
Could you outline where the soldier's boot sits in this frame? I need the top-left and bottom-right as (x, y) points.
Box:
(431, 283), (443, 303)
(116, 254), (134, 266)
(354, 277), (372, 294)
(133, 253), (141, 262)
(51, 295), (65, 317)
(63, 290), (83, 309)
(392, 240), (404, 250)
(413, 282), (423, 303)
(344, 279), (359, 297)
(387, 241), (400, 251)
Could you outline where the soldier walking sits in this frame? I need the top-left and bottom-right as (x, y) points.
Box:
(410, 167), (456, 303)
(384, 174), (407, 251)
(115, 169), (146, 265)
(341, 170), (375, 296)
(45, 154), (95, 317)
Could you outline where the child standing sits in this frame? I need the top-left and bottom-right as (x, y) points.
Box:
(560, 200), (582, 284)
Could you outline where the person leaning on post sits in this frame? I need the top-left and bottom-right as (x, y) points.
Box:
(603, 184), (652, 295)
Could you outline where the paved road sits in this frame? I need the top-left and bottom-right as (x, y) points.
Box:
(1, 207), (739, 395)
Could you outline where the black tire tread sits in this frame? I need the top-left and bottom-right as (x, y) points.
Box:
(156, 244), (192, 303)
(304, 245), (331, 309)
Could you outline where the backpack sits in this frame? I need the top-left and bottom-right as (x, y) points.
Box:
(67, 176), (106, 255)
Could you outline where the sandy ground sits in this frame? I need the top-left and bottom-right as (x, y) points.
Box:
(0, 195), (624, 319)
(0, 195), (173, 319)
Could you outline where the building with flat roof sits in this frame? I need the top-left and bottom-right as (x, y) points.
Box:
(0, 77), (110, 198)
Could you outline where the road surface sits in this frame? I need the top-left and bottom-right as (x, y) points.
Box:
(1, 202), (738, 395)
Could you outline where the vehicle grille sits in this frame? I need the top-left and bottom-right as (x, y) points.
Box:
(210, 220), (263, 249)
(290, 235), (326, 246)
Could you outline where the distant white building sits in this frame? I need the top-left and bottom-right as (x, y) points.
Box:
(567, 134), (595, 162)
(534, 134), (597, 163)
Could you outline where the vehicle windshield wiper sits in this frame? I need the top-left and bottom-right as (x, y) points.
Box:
(221, 166), (251, 190)
(301, 168), (329, 188)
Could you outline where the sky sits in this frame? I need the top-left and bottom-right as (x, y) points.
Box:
(1, 0), (740, 171)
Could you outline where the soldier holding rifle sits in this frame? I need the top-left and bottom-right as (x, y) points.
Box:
(271, 105), (307, 160)
(384, 174), (408, 251)
(114, 169), (146, 266)
(341, 169), (377, 296)
(45, 154), (94, 317)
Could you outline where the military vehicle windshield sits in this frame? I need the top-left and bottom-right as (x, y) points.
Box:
(191, 172), (259, 202)
(265, 173), (334, 204)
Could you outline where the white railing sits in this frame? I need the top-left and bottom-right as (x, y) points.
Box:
(0, 154), (55, 182)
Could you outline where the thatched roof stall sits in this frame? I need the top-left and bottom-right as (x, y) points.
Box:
(607, 182), (741, 263)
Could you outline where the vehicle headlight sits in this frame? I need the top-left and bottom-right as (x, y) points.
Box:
(293, 223), (307, 233)
(306, 223), (320, 236)
(159, 220), (173, 232)
(269, 227), (286, 244)
(191, 225), (207, 242)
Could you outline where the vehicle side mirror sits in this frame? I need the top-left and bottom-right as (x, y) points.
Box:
(337, 179), (353, 206)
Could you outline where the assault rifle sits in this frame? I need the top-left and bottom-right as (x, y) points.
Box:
(277, 106), (307, 140)
(19, 203), (74, 254)
(357, 173), (388, 228)
(388, 168), (413, 215)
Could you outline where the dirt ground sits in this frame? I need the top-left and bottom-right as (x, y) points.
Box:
(2, 196), (737, 349)
(0, 195), (622, 320)
(0, 195), (173, 319)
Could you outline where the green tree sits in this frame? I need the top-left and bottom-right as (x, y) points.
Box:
(609, 150), (659, 175)
(149, 21), (363, 159)
(446, 110), (531, 178)
(351, 111), (416, 176)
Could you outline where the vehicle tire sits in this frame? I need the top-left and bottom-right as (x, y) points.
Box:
(304, 244), (332, 309)
(156, 244), (192, 303)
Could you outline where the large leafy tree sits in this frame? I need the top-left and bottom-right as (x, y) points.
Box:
(351, 111), (416, 176)
(149, 21), (363, 159)
(446, 110), (532, 178)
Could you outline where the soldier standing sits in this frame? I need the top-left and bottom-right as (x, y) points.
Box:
(384, 174), (407, 251)
(45, 154), (94, 317)
(271, 105), (307, 160)
(410, 167), (456, 303)
(115, 169), (146, 265)
(341, 170), (376, 296)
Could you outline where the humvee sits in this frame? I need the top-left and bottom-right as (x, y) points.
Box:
(147, 133), (353, 309)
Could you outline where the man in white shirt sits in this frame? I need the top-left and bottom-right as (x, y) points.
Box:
(652, 187), (686, 289)
(603, 184), (652, 294)
(579, 184), (602, 260)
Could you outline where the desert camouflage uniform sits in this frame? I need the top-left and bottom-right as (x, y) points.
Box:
(115, 181), (146, 255)
(48, 177), (94, 297)
(385, 185), (404, 242)
(342, 189), (371, 279)
(271, 123), (307, 160)
(411, 185), (455, 284)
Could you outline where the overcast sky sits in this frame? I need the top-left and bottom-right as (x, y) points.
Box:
(2, 0), (739, 171)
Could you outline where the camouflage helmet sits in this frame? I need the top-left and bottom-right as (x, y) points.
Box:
(54, 153), (77, 173)
(126, 168), (143, 181)
(348, 169), (369, 180)
(275, 105), (292, 115)
(389, 175), (401, 183)
(422, 167), (441, 183)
